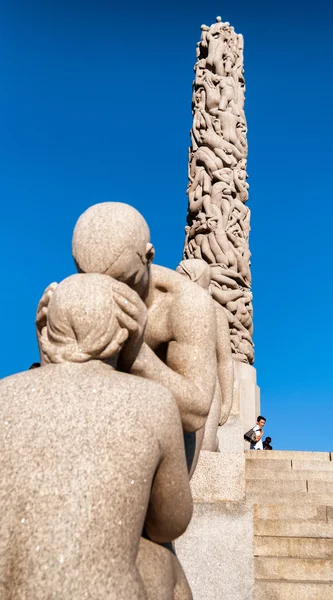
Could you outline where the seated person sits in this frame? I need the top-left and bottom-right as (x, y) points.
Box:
(263, 436), (273, 450)
(0, 274), (192, 600)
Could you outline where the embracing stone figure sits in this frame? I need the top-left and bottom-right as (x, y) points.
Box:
(70, 201), (217, 474)
(0, 274), (192, 600)
(35, 202), (217, 598)
(176, 258), (233, 451)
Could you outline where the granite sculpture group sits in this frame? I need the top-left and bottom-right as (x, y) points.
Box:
(0, 16), (251, 600)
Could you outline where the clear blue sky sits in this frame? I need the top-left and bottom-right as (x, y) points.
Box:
(1, 0), (332, 452)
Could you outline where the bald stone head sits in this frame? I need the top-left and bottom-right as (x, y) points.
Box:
(176, 258), (211, 291)
(72, 202), (154, 298)
(40, 273), (129, 365)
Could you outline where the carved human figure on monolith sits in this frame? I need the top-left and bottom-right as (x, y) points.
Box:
(0, 274), (192, 599)
(176, 258), (234, 451)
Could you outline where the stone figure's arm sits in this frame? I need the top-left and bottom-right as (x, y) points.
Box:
(144, 388), (193, 544)
(215, 303), (234, 426)
(130, 290), (217, 433)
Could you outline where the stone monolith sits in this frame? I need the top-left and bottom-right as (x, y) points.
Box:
(183, 16), (253, 366)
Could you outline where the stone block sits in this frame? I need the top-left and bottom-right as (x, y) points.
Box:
(292, 459), (333, 471)
(218, 373), (247, 452)
(255, 556), (333, 582)
(247, 468), (333, 481)
(246, 450), (330, 461)
(253, 503), (327, 521)
(233, 362), (259, 444)
(255, 384), (260, 420)
(308, 480), (333, 495)
(191, 451), (245, 502)
(246, 458), (292, 471)
(254, 518), (333, 538)
(254, 536), (333, 559)
(217, 415), (244, 453)
(255, 581), (333, 600)
(246, 478), (307, 495)
(176, 502), (254, 600)
(247, 491), (333, 505)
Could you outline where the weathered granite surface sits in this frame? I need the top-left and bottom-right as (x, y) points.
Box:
(0, 274), (193, 599)
(176, 502), (254, 600)
(190, 450), (245, 502)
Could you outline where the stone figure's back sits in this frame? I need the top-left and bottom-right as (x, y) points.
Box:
(0, 361), (185, 600)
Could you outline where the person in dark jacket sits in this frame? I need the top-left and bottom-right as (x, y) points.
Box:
(263, 436), (273, 450)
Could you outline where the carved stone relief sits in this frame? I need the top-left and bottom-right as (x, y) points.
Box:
(183, 16), (254, 364)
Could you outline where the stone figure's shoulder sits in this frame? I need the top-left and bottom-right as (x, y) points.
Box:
(0, 365), (69, 402)
(0, 367), (40, 392)
(98, 366), (176, 405)
(152, 264), (213, 311)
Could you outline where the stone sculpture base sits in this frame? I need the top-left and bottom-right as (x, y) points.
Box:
(176, 451), (254, 600)
(176, 362), (260, 599)
(235, 362), (260, 446)
(217, 360), (260, 452)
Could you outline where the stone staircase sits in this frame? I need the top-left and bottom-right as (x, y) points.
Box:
(245, 450), (333, 599)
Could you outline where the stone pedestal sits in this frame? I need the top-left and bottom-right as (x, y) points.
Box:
(217, 360), (260, 452)
(177, 361), (260, 598)
(176, 451), (255, 600)
(217, 369), (243, 452)
(235, 361), (260, 437)
(190, 450), (245, 502)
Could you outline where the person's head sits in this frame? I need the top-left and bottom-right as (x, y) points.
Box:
(39, 273), (130, 366)
(264, 437), (271, 444)
(257, 415), (266, 428)
(176, 258), (211, 291)
(72, 202), (155, 300)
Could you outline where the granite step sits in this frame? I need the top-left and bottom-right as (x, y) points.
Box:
(255, 581), (333, 600)
(246, 456), (333, 472)
(308, 480), (333, 495)
(292, 460), (333, 471)
(247, 490), (333, 505)
(250, 451), (333, 599)
(246, 468), (333, 481)
(247, 478), (307, 495)
(255, 556), (333, 582)
(254, 518), (333, 538)
(253, 503), (329, 521)
(246, 458), (292, 471)
(245, 450), (332, 462)
(254, 536), (333, 559)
